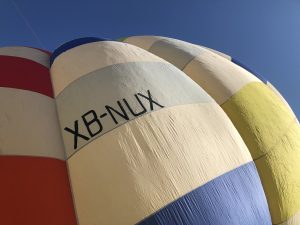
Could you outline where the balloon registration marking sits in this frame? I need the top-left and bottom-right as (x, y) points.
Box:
(64, 89), (164, 150)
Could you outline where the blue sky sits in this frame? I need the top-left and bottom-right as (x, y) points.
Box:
(1, 0), (299, 118)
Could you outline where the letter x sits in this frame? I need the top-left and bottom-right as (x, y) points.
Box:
(138, 90), (164, 110)
(64, 120), (90, 150)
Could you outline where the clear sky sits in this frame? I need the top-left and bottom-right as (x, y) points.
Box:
(1, 0), (299, 118)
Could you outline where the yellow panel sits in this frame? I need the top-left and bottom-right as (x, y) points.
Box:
(255, 121), (300, 224)
(222, 82), (300, 224)
(222, 82), (295, 159)
(67, 103), (252, 225)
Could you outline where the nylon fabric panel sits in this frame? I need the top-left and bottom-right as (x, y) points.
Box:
(0, 46), (50, 68)
(221, 82), (300, 224)
(123, 36), (162, 50)
(0, 156), (76, 225)
(50, 41), (164, 96)
(31, 47), (51, 56)
(123, 36), (232, 61)
(255, 122), (300, 224)
(0, 56), (53, 97)
(0, 88), (65, 159)
(67, 103), (266, 225)
(56, 62), (213, 157)
(183, 54), (260, 105)
(202, 46), (232, 60)
(221, 82), (296, 159)
(137, 162), (271, 225)
(148, 38), (204, 70)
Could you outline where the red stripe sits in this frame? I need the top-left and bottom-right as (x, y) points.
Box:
(0, 56), (54, 97)
(0, 156), (77, 225)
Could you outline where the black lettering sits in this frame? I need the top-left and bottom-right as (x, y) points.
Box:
(123, 94), (147, 116)
(82, 110), (103, 138)
(137, 90), (164, 110)
(105, 101), (129, 124)
(64, 120), (90, 150)
(99, 113), (107, 118)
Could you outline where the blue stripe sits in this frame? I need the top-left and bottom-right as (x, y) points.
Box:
(232, 58), (267, 83)
(50, 37), (109, 65)
(137, 162), (271, 225)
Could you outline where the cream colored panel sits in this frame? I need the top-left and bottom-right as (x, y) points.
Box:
(124, 36), (232, 63)
(123, 36), (232, 61)
(123, 36), (259, 104)
(0, 46), (49, 68)
(51, 41), (164, 96)
(0, 87), (65, 159)
(183, 51), (261, 104)
(279, 210), (300, 225)
(123, 36), (162, 50)
(202, 46), (232, 61)
(57, 62), (213, 157)
(68, 103), (252, 225)
(125, 36), (230, 69)
(149, 38), (206, 70)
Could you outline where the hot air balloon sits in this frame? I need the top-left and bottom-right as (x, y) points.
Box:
(122, 36), (300, 225)
(2, 35), (298, 225)
(48, 37), (271, 225)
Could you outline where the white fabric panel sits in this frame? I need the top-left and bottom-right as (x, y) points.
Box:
(50, 41), (164, 97)
(149, 38), (205, 70)
(123, 36), (232, 62)
(123, 36), (162, 50)
(183, 50), (261, 104)
(0, 87), (65, 159)
(202, 46), (232, 61)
